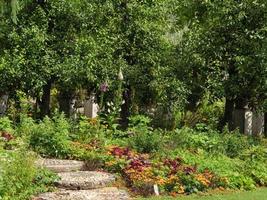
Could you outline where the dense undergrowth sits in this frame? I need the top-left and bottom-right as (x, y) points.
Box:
(0, 114), (266, 199)
(0, 148), (57, 200)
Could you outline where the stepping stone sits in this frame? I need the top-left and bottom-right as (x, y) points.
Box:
(33, 187), (130, 200)
(56, 171), (116, 190)
(37, 159), (87, 173)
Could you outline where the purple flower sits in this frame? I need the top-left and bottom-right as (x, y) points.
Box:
(100, 82), (108, 92)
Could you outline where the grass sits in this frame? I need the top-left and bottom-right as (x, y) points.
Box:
(137, 188), (267, 200)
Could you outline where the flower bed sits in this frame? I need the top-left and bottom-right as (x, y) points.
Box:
(105, 146), (228, 196)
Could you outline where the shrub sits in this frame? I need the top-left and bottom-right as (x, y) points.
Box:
(16, 114), (36, 137)
(222, 133), (251, 158)
(0, 117), (14, 134)
(128, 115), (162, 153)
(168, 127), (223, 153)
(177, 98), (224, 130)
(71, 116), (106, 143)
(168, 127), (262, 158)
(128, 115), (152, 131)
(70, 142), (108, 169)
(0, 150), (57, 200)
(241, 146), (267, 186)
(129, 130), (162, 153)
(28, 114), (72, 158)
(228, 175), (256, 190)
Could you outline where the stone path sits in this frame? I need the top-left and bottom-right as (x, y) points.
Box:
(34, 159), (130, 200)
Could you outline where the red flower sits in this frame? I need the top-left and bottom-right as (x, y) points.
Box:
(164, 157), (183, 174)
(110, 147), (132, 158)
(183, 166), (197, 175)
(1, 131), (14, 142)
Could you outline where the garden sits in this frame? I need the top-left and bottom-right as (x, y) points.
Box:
(0, 0), (267, 200)
(0, 112), (267, 199)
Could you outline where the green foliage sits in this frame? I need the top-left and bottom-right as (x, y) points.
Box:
(0, 117), (14, 134)
(129, 130), (162, 154)
(176, 0), (267, 111)
(128, 115), (152, 130)
(128, 115), (162, 153)
(196, 95), (224, 128)
(175, 95), (224, 129)
(0, 0), (190, 119)
(221, 133), (251, 158)
(32, 168), (58, 193)
(1, 113), (267, 198)
(0, 0), (267, 197)
(162, 127), (267, 191)
(168, 127), (263, 158)
(0, 150), (57, 200)
(100, 100), (122, 132)
(27, 114), (72, 158)
(0, 150), (36, 200)
(71, 116), (104, 143)
(16, 114), (36, 137)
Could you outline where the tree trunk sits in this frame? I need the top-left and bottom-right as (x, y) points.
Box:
(186, 88), (203, 112)
(58, 89), (74, 117)
(221, 62), (237, 131)
(221, 98), (234, 130)
(39, 81), (52, 118)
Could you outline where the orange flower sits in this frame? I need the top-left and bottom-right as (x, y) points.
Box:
(166, 175), (179, 184)
(219, 186), (225, 191)
(196, 174), (211, 187)
(170, 192), (177, 197)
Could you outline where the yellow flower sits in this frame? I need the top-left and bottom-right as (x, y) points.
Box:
(105, 161), (116, 167)
(178, 186), (185, 194)
(156, 178), (166, 186)
(221, 177), (229, 185)
(88, 117), (98, 125)
(196, 174), (210, 187)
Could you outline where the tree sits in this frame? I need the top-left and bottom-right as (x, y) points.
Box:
(0, 0), (123, 117)
(174, 0), (267, 129)
(0, 0), (82, 117)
